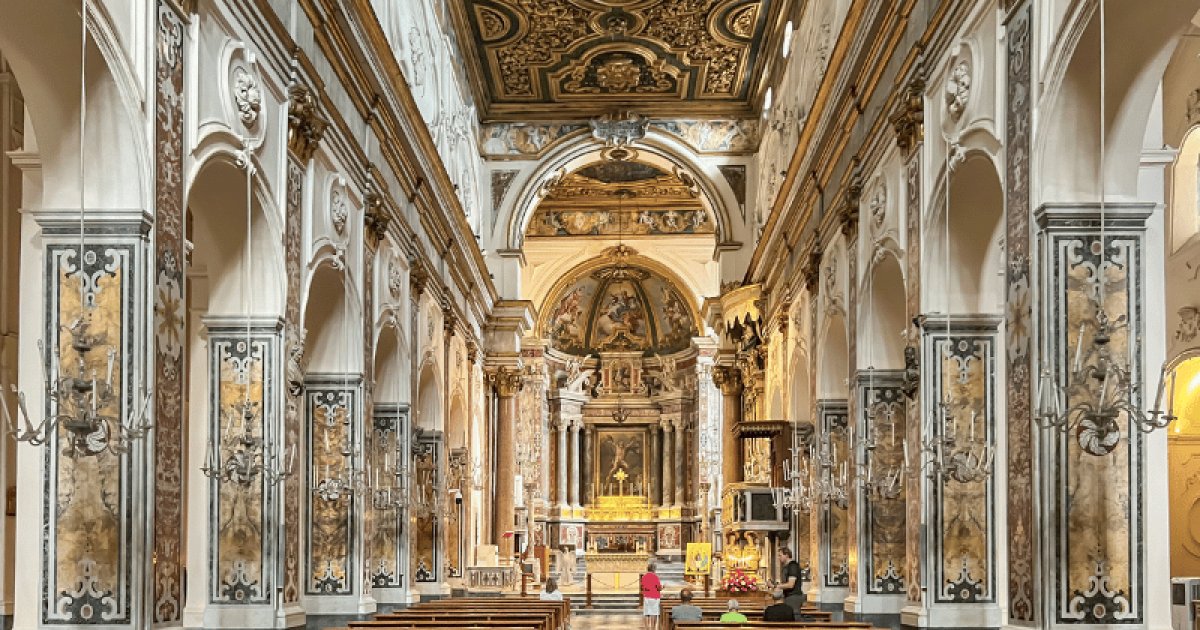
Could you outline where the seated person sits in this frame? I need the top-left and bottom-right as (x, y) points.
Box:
(671, 588), (703, 622)
(539, 577), (563, 602)
(718, 599), (748, 623)
(763, 589), (795, 621)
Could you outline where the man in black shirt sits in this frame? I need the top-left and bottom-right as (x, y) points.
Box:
(763, 589), (795, 621)
(776, 547), (806, 616)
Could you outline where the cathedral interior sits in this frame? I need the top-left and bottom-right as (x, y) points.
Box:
(0, 0), (1199, 629)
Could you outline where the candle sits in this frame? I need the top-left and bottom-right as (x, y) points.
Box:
(970, 410), (977, 442)
(204, 438), (214, 471)
(91, 371), (98, 413)
(106, 349), (115, 383)
(1168, 369), (1177, 416)
(1072, 324), (1085, 372)
(903, 443), (910, 469)
(1099, 369), (1112, 407)
(1153, 365), (1167, 412)
(324, 428), (330, 453)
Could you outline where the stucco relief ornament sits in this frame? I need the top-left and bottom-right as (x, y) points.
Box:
(388, 262), (403, 299)
(330, 187), (348, 235)
(945, 59), (972, 121)
(1176, 306), (1198, 343)
(869, 184), (887, 231)
(232, 65), (262, 127)
(590, 112), (648, 147)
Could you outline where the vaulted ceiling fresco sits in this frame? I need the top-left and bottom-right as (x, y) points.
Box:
(541, 260), (701, 356)
(451, 0), (785, 120)
(526, 160), (715, 237)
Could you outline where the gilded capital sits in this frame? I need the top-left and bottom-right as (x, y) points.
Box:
(488, 366), (523, 398)
(287, 83), (328, 161)
(890, 72), (926, 156)
(712, 366), (742, 396)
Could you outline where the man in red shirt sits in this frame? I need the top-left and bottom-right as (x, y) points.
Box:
(641, 561), (663, 629)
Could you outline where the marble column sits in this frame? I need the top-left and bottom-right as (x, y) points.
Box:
(713, 367), (743, 489)
(582, 425), (594, 506)
(556, 417), (569, 509)
(661, 419), (675, 510)
(673, 417), (686, 508)
(489, 367), (522, 559)
(650, 427), (662, 505)
(569, 419), (582, 509)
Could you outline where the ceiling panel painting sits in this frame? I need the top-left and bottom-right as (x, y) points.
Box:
(453, 0), (784, 120)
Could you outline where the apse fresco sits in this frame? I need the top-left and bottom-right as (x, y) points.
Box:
(543, 264), (698, 356)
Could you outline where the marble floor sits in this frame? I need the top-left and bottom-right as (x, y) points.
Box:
(573, 613), (642, 629)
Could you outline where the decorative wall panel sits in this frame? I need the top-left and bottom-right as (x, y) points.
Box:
(818, 400), (850, 589)
(922, 319), (999, 605)
(1038, 205), (1149, 624)
(207, 322), (282, 605)
(412, 434), (442, 583)
(902, 147), (924, 606)
(152, 0), (186, 621)
(42, 238), (141, 624)
(282, 157), (305, 604)
(1004, 2), (1036, 622)
(368, 404), (407, 588)
(857, 372), (906, 595)
(306, 379), (361, 595)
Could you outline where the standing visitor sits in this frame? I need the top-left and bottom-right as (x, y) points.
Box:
(641, 561), (663, 629)
(775, 547), (806, 616)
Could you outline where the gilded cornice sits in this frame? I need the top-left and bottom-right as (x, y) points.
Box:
(748, 0), (967, 291)
(302, 0), (499, 320)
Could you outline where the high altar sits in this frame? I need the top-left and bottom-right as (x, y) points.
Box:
(537, 345), (697, 569)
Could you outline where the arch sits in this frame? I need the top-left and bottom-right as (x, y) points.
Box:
(1169, 125), (1200, 252)
(303, 264), (363, 374)
(860, 252), (907, 370)
(535, 254), (705, 356)
(505, 131), (738, 250)
(926, 150), (1005, 315)
(374, 321), (409, 404)
(187, 155), (286, 316)
(1038, 0), (1200, 202)
(0, 0), (149, 211)
(447, 394), (467, 450)
(817, 313), (849, 399)
(789, 347), (812, 425)
(415, 362), (442, 432)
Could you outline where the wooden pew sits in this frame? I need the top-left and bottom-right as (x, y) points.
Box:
(674, 622), (877, 629)
(396, 598), (568, 630)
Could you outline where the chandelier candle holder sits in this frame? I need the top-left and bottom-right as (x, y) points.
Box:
(1035, 309), (1177, 455)
(369, 444), (408, 511)
(808, 435), (849, 510)
(859, 408), (904, 501)
(201, 396), (295, 487)
(906, 395), (994, 484)
(4, 312), (153, 457)
(773, 444), (816, 513)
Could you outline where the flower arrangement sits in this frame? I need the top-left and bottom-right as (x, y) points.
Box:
(720, 569), (759, 594)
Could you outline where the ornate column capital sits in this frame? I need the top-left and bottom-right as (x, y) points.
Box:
(409, 255), (429, 299)
(712, 366), (743, 395)
(488, 366), (523, 398)
(890, 67), (926, 156)
(286, 82), (328, 161)
(660, 417), (676, 433)
(363, 174), (390, 247)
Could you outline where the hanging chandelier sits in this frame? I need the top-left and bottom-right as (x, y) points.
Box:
(3, 0), (152, 458)
(201, 139), (294, 486)
(1032, 0), (1176, 453)
(369, 444), (408, 511)
(858, 407), (904, 500)
(908, 396), (994, 484)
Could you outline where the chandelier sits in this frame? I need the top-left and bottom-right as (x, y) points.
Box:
(1032, 0), (1176, 452)
(772, 443), (815, 513)
(5, 315), (153, 457)
(858, 411), (903, 500)
(201, 139), (295, 486)
(3, 0), (152, 458)
(369, 444), (408, 511)
(201, 397), (295, 486)
(908, 396), (994, 484)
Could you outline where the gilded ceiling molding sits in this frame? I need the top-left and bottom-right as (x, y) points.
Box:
(450, 0), (785, 120)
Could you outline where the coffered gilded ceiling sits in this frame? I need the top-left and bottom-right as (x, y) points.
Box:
(451, 0), (787, 121)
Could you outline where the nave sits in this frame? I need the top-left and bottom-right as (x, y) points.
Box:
(0, 0), (1199, 629)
